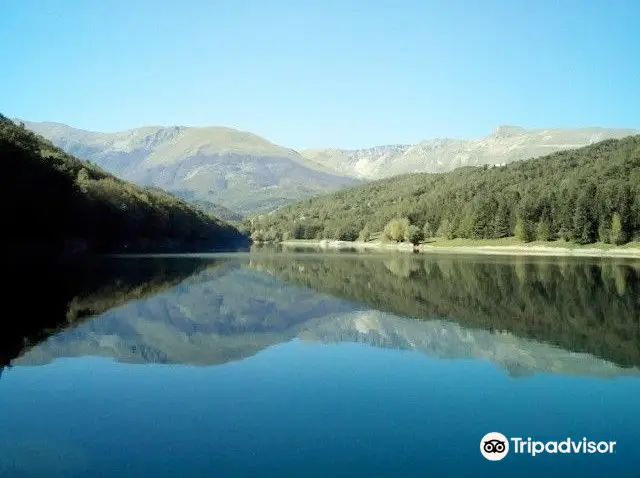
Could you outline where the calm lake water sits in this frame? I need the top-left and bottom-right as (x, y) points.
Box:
(1, 250), (639, 477)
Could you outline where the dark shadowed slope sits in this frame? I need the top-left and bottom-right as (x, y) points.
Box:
(0, 257), (217, 367)
(0, 115), (248, 256)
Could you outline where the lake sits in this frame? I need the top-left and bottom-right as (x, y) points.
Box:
(1, 250), (639, 477)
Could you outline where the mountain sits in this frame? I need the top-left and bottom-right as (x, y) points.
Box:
(22, 120), (637, 215)
(0, 115), (248, 255)
(12, 259), (640, 377)
(22, 121), (360, 214)
(251, 135), (640, 244)
(301, 126), (638, 179)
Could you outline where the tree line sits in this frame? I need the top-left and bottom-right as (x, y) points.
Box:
(247, 135), (640, 245)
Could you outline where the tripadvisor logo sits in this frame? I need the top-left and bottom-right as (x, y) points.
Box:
(481, 432), (509, 461)
(480, 432), (617, 461)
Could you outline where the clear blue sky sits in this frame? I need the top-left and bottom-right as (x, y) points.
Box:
(1, 0), (639, 149)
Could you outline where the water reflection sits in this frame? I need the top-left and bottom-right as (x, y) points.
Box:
(3, 252), (640, 478)
(0, 256), (214, 366)
(7, 252), (640, 377)
(250, 253), (640, 368)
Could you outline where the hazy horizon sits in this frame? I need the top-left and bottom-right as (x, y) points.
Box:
(17, 118), (640, 151)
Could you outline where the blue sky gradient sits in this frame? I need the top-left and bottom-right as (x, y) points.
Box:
(1, 0), (639, 148)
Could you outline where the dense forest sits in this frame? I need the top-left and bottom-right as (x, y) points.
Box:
(248, 135), (640, 245)
(0, 115), (248, 255)
(188, 199), (244, 223)
(251, 253), (640, 367)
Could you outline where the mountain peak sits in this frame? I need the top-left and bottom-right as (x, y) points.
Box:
(490, 125), (526, 138)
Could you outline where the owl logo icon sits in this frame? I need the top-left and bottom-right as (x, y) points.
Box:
(480, 432), (510, 461)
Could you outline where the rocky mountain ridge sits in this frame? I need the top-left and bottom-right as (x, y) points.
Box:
(23, 120), (638, 213)
(301, 125), (639, 179)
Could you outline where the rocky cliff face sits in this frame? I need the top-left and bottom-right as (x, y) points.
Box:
(301, 126), (638, 179)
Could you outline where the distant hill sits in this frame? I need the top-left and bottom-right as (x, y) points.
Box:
(190, 200), (244, 223)
(301, 126), (638, 179)
(250, 135), (640, 244)
(0, 115), (247, 255)
(181, 198), (244, 223)
(22, 121), (360, 214)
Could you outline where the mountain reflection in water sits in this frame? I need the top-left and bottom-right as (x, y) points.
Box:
(6, 252), (640, 377)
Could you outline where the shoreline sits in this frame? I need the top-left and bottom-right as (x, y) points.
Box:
(277, 239), (640, 258)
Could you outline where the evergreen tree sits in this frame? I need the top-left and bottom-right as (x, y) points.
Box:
(492, 202), (511, 238)
(557, 191), (577, 241)
(514, 217), (533, 242)
(460, 197), (494, 239)
(610, 213), (625, 245)
(631, 196), (640, 239)
(292, 224), (304, 239)
(615, 184), (632, 235)
(536, 220), (551, 241)
(597, 218), (610, 244)
(436, 218), (454, 240)
(573, 187), (596, 244)
(457, 208), (475, 238)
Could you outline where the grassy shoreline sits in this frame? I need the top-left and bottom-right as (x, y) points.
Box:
(278, 237), (640, 258)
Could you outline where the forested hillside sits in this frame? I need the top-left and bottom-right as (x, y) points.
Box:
(187, 199), (244, 223)
(23, 120), (360, 214)
(0, 115), (247, 254)
(250, 135), (640, 245)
